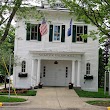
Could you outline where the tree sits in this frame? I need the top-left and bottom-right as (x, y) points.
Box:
(98, 48), (105, 87)
(0, 25), (15, 87)
(0, 0), (43, 45)
(61, 0), (110, 42)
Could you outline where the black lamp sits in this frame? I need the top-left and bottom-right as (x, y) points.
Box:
(54, 61), (58, 64)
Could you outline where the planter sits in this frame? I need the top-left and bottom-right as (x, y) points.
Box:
(69, 83), (73, 89)
(18, 73), (28, 78)
(84, 75), (93, 80)
(39, 85), (43, 88)
(38, 82), (43, 89)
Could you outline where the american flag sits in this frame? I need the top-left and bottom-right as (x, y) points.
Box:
(39, 18), (48, 36)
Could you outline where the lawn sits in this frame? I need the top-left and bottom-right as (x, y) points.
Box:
(0, 96), (26, 102)
(86, 100), (110, 107)
(74, 88), (110, 98)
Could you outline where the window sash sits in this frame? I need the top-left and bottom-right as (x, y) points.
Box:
(86, 63), (90, 74)
(22, 61), (26, 72)
(76, 26), (84, 42)
(30, 24), (38, 40)
(53, 25), (61, 41)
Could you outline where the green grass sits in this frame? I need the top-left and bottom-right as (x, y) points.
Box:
(0, 96), (26, 102)
(0, 90), (37, 96)
(86, 100), (110, 107)
(21, 90), (37, 96)
(74, 88), (110, 98)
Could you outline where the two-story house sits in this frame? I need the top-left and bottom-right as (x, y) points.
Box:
(13, 1), (98, 92)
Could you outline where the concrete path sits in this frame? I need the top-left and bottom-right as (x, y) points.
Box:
(15, 87), (107, 110)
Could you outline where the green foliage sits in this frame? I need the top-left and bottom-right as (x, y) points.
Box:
(0, 96), (26, 102)
(16, 7), (43, 20)
(74, 88), (110, 98)
(0, 0), (43, 45)
(0, 26), (15, 75)
(61, 0), (110, 42)
(21, 90), (37, 96)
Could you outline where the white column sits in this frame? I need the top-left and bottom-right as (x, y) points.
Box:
(77, 61), (81, 87)
(71, 60), (75, 86)
(37, 59), (41, 86)
(31, 59), (35, 87)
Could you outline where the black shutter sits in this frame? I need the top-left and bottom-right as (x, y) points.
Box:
(26, 23), (30, 40)
(49, 25), (53, 42)
(38, 24), (41, 41)
(72, 25), (76, 42)
(84, 25), (88, 43)
(61, 25), (65, 42)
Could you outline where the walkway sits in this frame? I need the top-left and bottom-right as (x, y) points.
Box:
(15, 87), (107, 110)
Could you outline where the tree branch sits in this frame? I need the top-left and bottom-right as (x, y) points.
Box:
(0, 0), (22, 45)
(80, 0), (110, 37)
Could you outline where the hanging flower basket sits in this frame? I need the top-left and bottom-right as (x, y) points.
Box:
(84, 75), (93, 80)
(18, 73), (28, 78)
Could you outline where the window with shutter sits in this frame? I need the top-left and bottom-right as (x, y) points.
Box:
(49, 24), (65, 42)
(72, 25), (88, 43)
(26, 23), (41, 41)
(53, 25), (61, 42)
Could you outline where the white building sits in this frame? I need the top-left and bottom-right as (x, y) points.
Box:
(13, 1), (99, 92)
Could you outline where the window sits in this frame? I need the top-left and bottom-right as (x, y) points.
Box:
(86, 63), (90, 74)
(76, 26), (83, 41)
(43, 66), (46, 77)
(53, 25), (61, 41)
(21, 61), (26, 72)
(72, 25), (87, 43)
(66, 67), (68, 78)
(31, 24), (38, 40)
(26, 23), (41, 41)
(49, 25), (65, 42)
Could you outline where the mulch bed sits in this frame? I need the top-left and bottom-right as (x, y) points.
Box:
(0, 88), (29, 94)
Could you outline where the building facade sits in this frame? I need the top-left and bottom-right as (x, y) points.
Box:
(13, 3), (99, 91)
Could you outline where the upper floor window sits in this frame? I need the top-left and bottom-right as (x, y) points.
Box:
(49, 25), (65, 42)
(76, 26), (83, 42)
(86, 63), (90, 74)
(72, 25), (88, 43)
(53, 25), (61, 41)
(31, 24), (38, 40)
(21, 61), (26, 72)
(26, 23), (41, 41)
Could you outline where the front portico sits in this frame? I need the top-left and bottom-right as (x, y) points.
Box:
(30, 51), (84, 88)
